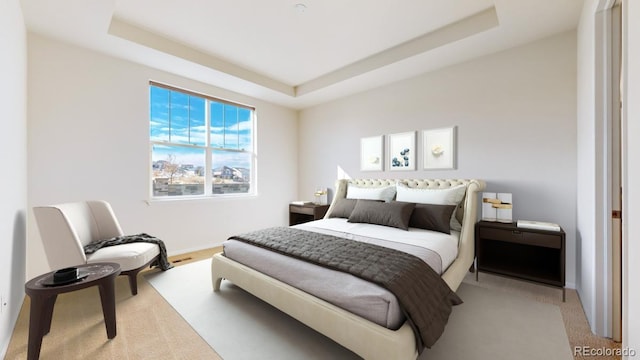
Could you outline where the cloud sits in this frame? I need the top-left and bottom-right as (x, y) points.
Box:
(150, 85), (254, 172)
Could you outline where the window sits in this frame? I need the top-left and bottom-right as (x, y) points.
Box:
(149, 82), (255, 198)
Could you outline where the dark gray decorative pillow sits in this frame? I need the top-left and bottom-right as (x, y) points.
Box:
(409, 204), (457, 234)
(328, 198), (358, 219)
(348, 200), (416, 230)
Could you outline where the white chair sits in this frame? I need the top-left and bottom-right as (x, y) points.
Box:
(33, 200), (160, 295)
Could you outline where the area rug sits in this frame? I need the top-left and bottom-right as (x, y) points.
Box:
(144, 259), (573, 360)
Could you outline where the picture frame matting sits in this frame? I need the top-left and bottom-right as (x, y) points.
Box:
(387, 131), (416, 171)
(423, 126), (457, 170)
(360, 135), (384, 171)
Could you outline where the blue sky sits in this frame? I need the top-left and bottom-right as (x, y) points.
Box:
(150, 86), (253, 169)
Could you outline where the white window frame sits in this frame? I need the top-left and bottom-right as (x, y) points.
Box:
(149, 81), (256, 200)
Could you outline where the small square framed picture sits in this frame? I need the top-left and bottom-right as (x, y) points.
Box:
(360, 135), (384, 171)
(423, 126), (457, 170)
(387, 131), (416, 171)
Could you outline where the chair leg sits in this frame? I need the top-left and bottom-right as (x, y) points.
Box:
(127, 273), (139, 296)
(121, 255), (160, 296)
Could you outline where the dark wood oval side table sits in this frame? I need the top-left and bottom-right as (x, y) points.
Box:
(24, 262), (121, 360)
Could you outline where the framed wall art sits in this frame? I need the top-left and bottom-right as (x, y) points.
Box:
(387, 131), (416, 171)
(423, 126), (457, 170)
(360, 135), (384, 171)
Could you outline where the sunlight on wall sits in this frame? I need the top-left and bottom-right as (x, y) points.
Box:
(337, 165), (351, 180)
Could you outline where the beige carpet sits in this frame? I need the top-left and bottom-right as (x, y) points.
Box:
(4, 270), (220, 360)
(4, 252), (621, 360)
(146, 259), (575, 360)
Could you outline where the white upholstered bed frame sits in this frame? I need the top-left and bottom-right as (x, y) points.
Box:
(211, 178), (486, 360)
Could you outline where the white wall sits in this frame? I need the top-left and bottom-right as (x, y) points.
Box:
(575, 0), (600, 336)
(575, 0), (617, 337)
(622, 0), (640, 355)
(26, 34), (299, 279)
(0, 0), (27, 356)
(299, 31), (578, 286)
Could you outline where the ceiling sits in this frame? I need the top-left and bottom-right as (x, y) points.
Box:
(21, 0), (583, 109)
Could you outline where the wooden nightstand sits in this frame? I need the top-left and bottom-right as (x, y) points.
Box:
(475, 221), (566, 301)
(289, 203), (330, 226)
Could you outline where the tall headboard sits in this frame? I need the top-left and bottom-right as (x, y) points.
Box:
(325, 178), (486, 290)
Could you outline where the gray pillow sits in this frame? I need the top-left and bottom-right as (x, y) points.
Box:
(409, 204), (456, 234)
(348, 200), (416, 230)
(328, 198), (358, 219)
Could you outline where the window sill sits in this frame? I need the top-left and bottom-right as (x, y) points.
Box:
(145, 193), (259, 205)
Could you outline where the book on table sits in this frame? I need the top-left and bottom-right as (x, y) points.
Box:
(516, 220), (561, 232)
(291, 200), (314, 206)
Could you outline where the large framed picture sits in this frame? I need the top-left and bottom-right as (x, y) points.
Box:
(423, 126), (457, 170)
(360, 135), (384, 171)
(387, 131), (416, 171)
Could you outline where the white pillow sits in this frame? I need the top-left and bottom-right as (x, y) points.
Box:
(396, 183), (467, 230)
(346, 185), (396, 202)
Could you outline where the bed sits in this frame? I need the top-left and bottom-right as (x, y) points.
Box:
(211, 178), (485, 359)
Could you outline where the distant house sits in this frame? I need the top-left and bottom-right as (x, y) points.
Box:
(152, 159), (169, 170)
(213, 166), (247, 181)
